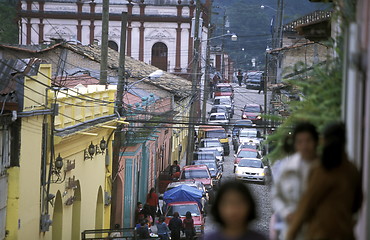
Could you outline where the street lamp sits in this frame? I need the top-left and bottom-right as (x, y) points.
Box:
(260, 5), (277, 11)
(204, 32), (238, 42)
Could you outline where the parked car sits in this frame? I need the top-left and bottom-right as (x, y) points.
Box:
(237, 128), (262, 146)
(208, 112), (229, 125)
(208, 105), (230, 119)
(179, 165), (214, 193)
(198, 147), (224, 168)
(193, 160), (222, 188)
(163, 185), (205, 236)
(197, 126), (230, 156)
(241, 104), (263, 124)
(214, 83), (234, 99)
(235, 158), (267, 183)
(245, 71), (263, 90)
(237, 142), (261, 154)
(164, 181), (209, 206)
(199, 138), (224, 156)
(213, 96), (235, 118)
(232, 120), (254, 150)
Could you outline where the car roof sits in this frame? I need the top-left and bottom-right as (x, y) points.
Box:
(167, 182), (198, 187)
(240, 128), (258, 133)
(209, 112), (227, 116)
(194, 151), (215, 155)
(168, 201), (199, 206)
(201, 138), (220, 142)
(177, 180), (204, 186)
(214, 96), (232, 99)
(211, 105), (227, 109)
(182, 165), (209, 170)
(239, 148), (258, 152)
(239, 158), (262, 162)
(244, 104), (260, 107)
(216, 83), (232, 87)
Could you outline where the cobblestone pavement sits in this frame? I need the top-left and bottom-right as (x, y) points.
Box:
(204, 83), (273, 238)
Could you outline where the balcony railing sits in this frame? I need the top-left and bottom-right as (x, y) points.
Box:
(284, 10), (332, 32)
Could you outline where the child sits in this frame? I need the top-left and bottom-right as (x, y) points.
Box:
(156, 216), (170, 240)
(183, 211), (195, 240)
(203, 180), (266, 240)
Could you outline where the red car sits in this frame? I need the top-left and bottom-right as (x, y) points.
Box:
(214, 83), (234, 99)
(241, 104), (263, 124)
(164, 201), (205, 236)
(234, 148), (261, 165)
(179, 165), (213, 191)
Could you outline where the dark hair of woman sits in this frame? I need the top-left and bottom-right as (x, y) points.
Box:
(292, 122), (319, 145)
(185, 211), (192, 219)
(159, 216), (165, 222)
(148, 188), (155, 199)
(173, 212), (180, 218)
(210, 180), (256, 227)
(282, 134), (294, 155)
(321, 122), (346, 170)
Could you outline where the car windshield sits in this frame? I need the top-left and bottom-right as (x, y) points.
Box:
(203, 162), (217, 170)
(239, 130), (257, 138)
(206, 131), (226, 138)
(240, 143), (258, 150)
(235, 120), (253, 126)
(203, 141), (221, 148)
(239, 159), (263, 168)
(210, 115), (226, 120)
(181, 169), (210, 179)
(244, 106), (260, 112)
(216, 86), (232, 92)
(166, 204), (201, 217)
(237, 150), (259, 158)
(211, 107), (227, 113)
(194, 153), (214, 160)
(214, 98), (231, 105)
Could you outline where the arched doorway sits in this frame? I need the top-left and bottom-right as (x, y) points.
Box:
(52, 191), (63, 240)
(95, 186), (104, 230)
(108, 40), (119, 51)
(71, 181), (81, 240)
(151, 42), (168, 71)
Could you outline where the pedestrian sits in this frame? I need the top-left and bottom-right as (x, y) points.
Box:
(209, 80), (214, 98)
(170, 160), (181, 177)
(203, 180), (266, 240)
(237, 70), (243, 87)
(287, 123), (363, 240)
(258, 75), (265, 94)
(183, 211), (195, 240)
(156, 216), (170, 240)
(271, 122), (319, 240)
(169, 212), (183, 240)
(146, 188), (159, 225)
(137, 220), (151, 239)
(135, 202), (145, 224)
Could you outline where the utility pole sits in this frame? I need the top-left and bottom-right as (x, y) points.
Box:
(111, 11), (127, 228)
(186, 0), (201, 166)
(100, 0), (109, 85)
(201, 0), (213, 123)
(221, 12), (226, 80)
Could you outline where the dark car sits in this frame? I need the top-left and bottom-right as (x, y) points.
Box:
(193, 152), (222, 170)
(246, 72), (263, 89)
(241, 104), (263, 124)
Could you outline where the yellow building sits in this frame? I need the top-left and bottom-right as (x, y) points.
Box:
(4, 60), (117, 240)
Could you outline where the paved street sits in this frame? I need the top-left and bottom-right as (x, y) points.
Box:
(204, 83), (272, 237)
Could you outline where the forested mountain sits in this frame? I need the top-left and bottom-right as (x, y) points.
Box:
(211, 0), (332, 70)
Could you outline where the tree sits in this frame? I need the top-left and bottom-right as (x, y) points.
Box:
(0, 2), (18, 44)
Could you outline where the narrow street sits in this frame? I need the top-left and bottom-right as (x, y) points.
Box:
(204, 83), (273, 237)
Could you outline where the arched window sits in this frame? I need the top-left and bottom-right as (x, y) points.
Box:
(151, 42), (168, 71)
(108, 40), (119, 51)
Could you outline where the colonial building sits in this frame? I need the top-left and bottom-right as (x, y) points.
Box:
(18, 0), (211, 76)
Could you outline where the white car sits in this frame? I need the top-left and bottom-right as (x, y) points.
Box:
(208, 112), (229, 125)
(199, 138), (224, 156)
(235, 158), (267, 183)
(238, 128), (261, 145)
(213, 96), (235, 117)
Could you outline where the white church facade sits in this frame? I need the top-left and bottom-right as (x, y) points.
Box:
(18, 0), (210, 75)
